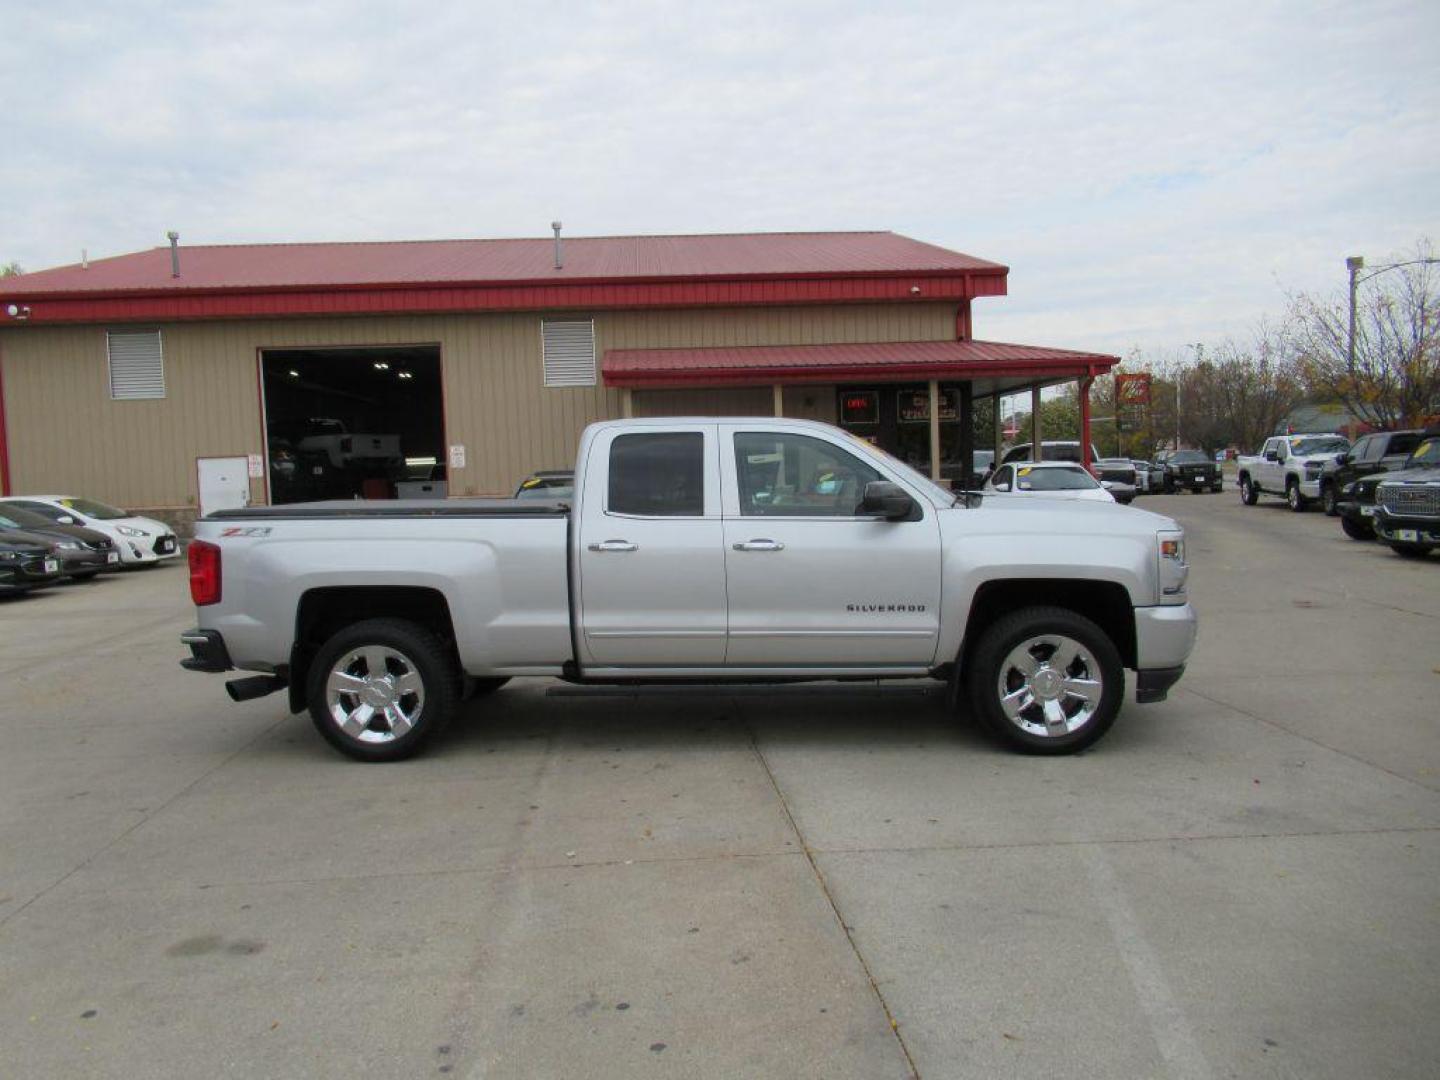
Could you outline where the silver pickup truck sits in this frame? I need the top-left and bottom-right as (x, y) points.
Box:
(181, 418), (1197, 761)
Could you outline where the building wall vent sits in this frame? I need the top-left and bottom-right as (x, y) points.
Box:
(107, 329), (166, 399)
(541, 318), (596, 387)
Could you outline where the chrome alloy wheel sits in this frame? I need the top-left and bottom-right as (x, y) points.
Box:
(325, 646), (426, 744)
(995, 634), (1104, 739)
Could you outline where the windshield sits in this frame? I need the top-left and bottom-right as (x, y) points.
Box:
(1170, 451), (1209, 464)
(840, 431), (955, 504)
(515, 476), (574, 499)
(1408, 438), (1440, 467)
(1015, 465), (1100, 491)
(58, 497), (128, 520)
(1291, 437), (1349, 456)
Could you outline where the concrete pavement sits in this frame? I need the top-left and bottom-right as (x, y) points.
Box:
(1, 494), (1436, 1078)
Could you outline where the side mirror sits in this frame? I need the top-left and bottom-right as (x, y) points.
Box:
(860, 480), (916, 521)
(1263, 450), (1278, 462)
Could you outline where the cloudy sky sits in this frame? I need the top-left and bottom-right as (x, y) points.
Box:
(3, 0), (1436, 356)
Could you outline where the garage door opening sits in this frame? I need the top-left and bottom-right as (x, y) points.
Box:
(260, 346), (445, 504)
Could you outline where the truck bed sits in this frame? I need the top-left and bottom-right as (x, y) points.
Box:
(207, 498), (570, 520)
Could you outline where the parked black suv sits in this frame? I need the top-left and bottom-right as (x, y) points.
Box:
(1371, 432), (1440, 558)
(1329, 429), (1425, 517)
(1161, 450), (1222, 493)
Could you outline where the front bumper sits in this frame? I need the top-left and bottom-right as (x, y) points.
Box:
(1299, 478), (1324, 498)
(1134, 603), (1197, 672)
(1374, 509), (1440, 545)
(180, 628), (234, 673)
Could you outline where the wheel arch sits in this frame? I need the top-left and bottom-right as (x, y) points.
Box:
(288, 586), (457, 714)
(958, 578), (1137, 683)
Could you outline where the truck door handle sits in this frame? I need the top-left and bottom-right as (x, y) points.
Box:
(587, 539), (638, 552)
(733, 539), (785, 552)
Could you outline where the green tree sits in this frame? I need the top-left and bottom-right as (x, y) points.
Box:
(1, 260), (22, 277)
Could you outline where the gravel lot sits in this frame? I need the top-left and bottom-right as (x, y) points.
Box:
(2, 493), (1437, 1079)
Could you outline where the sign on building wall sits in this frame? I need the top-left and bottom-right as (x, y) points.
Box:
(897, 389), (958, 423)
(839, 392), (879, 425)
(448, 445), (466, 469)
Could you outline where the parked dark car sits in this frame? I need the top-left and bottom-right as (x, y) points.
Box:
(1370, 432), (1440, 558)
(0, 504), (120, 579)
(1162, 450), (1222, 493)
(0, 533), (63, 595)
(514, 470), (575, 500)
(1329, 429), (1426, 517)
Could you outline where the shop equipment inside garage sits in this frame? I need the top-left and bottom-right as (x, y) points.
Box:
(260, 345), (445, 503)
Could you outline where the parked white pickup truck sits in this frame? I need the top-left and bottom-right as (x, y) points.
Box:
(1236, 433), (1351, 512)
(181, 418), (1197, 761)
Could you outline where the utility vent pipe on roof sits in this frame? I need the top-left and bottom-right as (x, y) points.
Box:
(552, 221), (563, 270)
(167, 230), (180, 278)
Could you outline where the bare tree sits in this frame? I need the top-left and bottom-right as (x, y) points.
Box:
(1, 260), (22, 277)
(1290, 239), (1440, 429)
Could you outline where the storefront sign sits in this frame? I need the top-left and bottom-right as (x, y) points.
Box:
(898, 389), (958, 423)
(839, 391), (879, 425)
(1116, 372), (1151, 405)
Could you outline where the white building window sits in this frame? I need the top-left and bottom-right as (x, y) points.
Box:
(107, 329), (165, 399)
(541, 319), (596, 387)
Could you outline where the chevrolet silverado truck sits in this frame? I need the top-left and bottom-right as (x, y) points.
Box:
(1236, 433), (1350, 512)
(180, 418), (1197, 761)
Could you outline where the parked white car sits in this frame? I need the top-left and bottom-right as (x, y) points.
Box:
(0, 496), (179, 565)
(983, 461), (1116, 503)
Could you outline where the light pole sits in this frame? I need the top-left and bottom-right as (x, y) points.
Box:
(1346, 254), (1440, 376)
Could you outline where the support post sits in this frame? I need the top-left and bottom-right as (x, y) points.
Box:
(928, 380), (941, 481)
(773, 384), (784, 417)
(620, 388), (633, 418)
(994, 393), (1004, 460)
(1030, 385), (1043, 460)
(1079, 375), (1093, 472)
(958, 383), (974, 488)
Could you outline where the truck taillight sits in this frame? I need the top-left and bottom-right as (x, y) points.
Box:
(189, 540), (222, 606)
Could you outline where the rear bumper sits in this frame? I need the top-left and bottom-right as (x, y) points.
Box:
(1136, 666), (1185, 704)
(180, 628), (234, 673)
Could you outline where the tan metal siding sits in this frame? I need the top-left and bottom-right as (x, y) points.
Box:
(1, 302), (954, 504)
(631, 387), (774, 418)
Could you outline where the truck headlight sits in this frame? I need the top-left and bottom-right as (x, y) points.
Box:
(1157, 530), (1188, 604)
(1305, 461), (1323, 477)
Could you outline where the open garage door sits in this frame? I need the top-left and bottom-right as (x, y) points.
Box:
(260, 346), (444, 504)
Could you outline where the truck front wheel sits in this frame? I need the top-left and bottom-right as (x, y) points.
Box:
(1239, 475), (1258, 505)
(966, 606), (1124, 755)
(307, 618), (458, 761)
(1286, 479), (1307, 512)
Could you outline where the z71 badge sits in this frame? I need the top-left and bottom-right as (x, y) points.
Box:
(219, 526), (273, 537)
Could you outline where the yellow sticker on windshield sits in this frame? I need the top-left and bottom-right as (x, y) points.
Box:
(59, 498), (74, 507)
(1017, 467), (1032, 476)
(520, 478), (541, 489)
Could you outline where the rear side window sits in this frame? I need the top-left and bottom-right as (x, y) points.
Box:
(608, 433), (704, 516)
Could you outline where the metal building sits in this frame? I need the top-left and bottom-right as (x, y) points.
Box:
(0, 231), (1116, 529)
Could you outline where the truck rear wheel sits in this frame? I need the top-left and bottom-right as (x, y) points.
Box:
(1239, 475), (1258, 505)
(966, 606), (1123, 755)
(307, 618), (458, 761)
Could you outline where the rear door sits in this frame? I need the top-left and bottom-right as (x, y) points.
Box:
(719, 426), (941, 667)
(575, 425), (727, 667)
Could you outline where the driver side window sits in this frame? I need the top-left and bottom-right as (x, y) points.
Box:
(734, 432), (882, 517)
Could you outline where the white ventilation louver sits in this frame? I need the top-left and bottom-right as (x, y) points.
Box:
(541, 319), (596, 387)
(107, 329), (165, 399)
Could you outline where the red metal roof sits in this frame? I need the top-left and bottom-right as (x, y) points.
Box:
(3, 231), (1005, 295)
(603, 339), (1118, 388)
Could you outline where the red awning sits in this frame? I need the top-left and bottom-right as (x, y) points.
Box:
(603, 339), (1118, 388)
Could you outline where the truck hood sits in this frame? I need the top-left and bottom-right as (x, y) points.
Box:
(958, 493), (1179, 534)
(1376, 466), (1440, 487)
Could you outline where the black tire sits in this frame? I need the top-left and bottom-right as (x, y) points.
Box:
(1321, 484), (1338, 516)
(307, 618), (458, 762)
(965, 605), (1124, 755)
(1340, 515), (1375, 541)
(1286, 479), (1307, 512)
(1210, 483), (1223, 494)
(1390, 543), (1433, 559)
(69, 571), (101, 581)
(1239, 475), (1258, 505)
(463, 676), (511, 699)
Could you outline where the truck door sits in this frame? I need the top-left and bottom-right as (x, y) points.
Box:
(719, 426), (941, 667)
(575, 424), (727, 667)
(1260, 437), (1283, 490)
